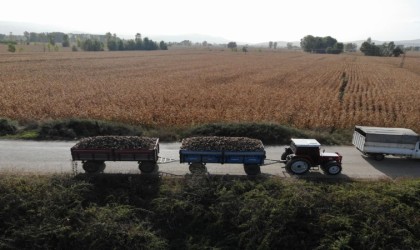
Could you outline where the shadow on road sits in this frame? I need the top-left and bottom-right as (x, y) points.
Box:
(360, 155), (420, 179)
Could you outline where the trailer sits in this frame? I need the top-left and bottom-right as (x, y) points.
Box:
(71, 136), (343, 176)
(179, 149), (266, 175)
(352, 126), (420, 160)
(71, 137), (159, 173)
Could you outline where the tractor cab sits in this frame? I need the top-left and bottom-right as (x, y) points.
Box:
(281, 139), (342, 175)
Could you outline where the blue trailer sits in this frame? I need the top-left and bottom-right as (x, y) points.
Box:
(179, 149), (266, 175)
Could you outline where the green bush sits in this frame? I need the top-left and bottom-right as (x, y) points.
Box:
(38, 119), (142, 139)
(0, 118), (18, 136)
(0, 175), (418, 249)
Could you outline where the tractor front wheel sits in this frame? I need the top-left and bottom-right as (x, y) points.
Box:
(323, 162), (342, 175)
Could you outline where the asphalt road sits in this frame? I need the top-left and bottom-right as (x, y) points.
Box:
(0, 140), (419, 179)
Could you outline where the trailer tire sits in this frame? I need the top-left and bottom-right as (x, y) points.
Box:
(189, 163), (207, 174)
(373, 154), (385, 161)
(323, 162), (342, 175)
(83, 161), (105, 174)
(286, 158), (310, 175)
(139, 162), (158, 174)
(244, 164), (261, 175)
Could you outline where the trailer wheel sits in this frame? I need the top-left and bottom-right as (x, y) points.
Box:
(286, 158), (310, 175)
(323, 162), (342, 175)
(189, 163), (207, 174)
(373, 154), (385, 161)
(83, 161), (105, 174)
(139, 162), (158, 174)
(244, 164), (261, 175)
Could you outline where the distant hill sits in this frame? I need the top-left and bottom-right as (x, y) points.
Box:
(1, 21), (419, 47)
(0, 21), (72, 34)
(148, 34), (230, 44)
(341, 39), (420, 48)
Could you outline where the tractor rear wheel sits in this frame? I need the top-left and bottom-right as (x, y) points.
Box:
(286, 158), (310, 175)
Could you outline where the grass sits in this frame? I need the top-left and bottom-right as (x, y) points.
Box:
(0, 174), (418, 249)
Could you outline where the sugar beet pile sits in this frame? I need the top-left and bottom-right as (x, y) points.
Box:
(181, 136), (264, 151)
(72, 136), (158, 150)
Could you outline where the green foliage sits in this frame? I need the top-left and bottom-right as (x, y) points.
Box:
(360, 38), (404, 57)
(106, 33), (163, 51)
(7, 43), (16, 52)
(300, 35), (344, 54)
(159, 41), (168, 50)
(80, 39), (104, 51)
(38, 118), (142, 139)
(0, 175), (419, 249)
(0, 175), (167, 249)
(344, 42), (358, 52)
(0, 118), (18, 136)
(227, 41), (237, 50)
(62, 34), (70, 47)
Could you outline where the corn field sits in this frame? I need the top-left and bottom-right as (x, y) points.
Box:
(0, 49), (419, 131)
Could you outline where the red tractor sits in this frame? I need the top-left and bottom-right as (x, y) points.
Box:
(281, 139), (342, 175)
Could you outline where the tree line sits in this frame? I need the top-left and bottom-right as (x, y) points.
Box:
(360, 38), (404, 57)
(2, 31), (168, 52)
(104, 33), (167, 51)
(300, 35), (344, 54)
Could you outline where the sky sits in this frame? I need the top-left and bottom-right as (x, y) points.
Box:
(1, 0), (420, 43)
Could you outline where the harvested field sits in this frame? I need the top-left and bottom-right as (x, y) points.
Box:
(0, 49), (419, 131)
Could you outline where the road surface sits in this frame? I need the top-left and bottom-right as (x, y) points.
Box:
(0, 140), (419, 179)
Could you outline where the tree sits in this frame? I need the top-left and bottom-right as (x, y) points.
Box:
(24, 31), (30, 44)
(80, 39), (104, 51)
(227, 42), (237, 50)
(360, 38), (400, 57)
(392, 47), (404, 57)
(287, 42), (293, 49)
(8, 43), (16, 53)
(107, 39), (118, 51)
(268, 41), (273, 49)
(159, 41), (168, 50)
(360, 40), (380, 56)
(300, 35), (343, 54)
(273, 42), (277, 49)
(48, 34), (55, 46)
(135, 33), (142, 42)
(62, 34), (70, 47)
(202, 41), (208, 47)
(344, 43), (357, 52)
